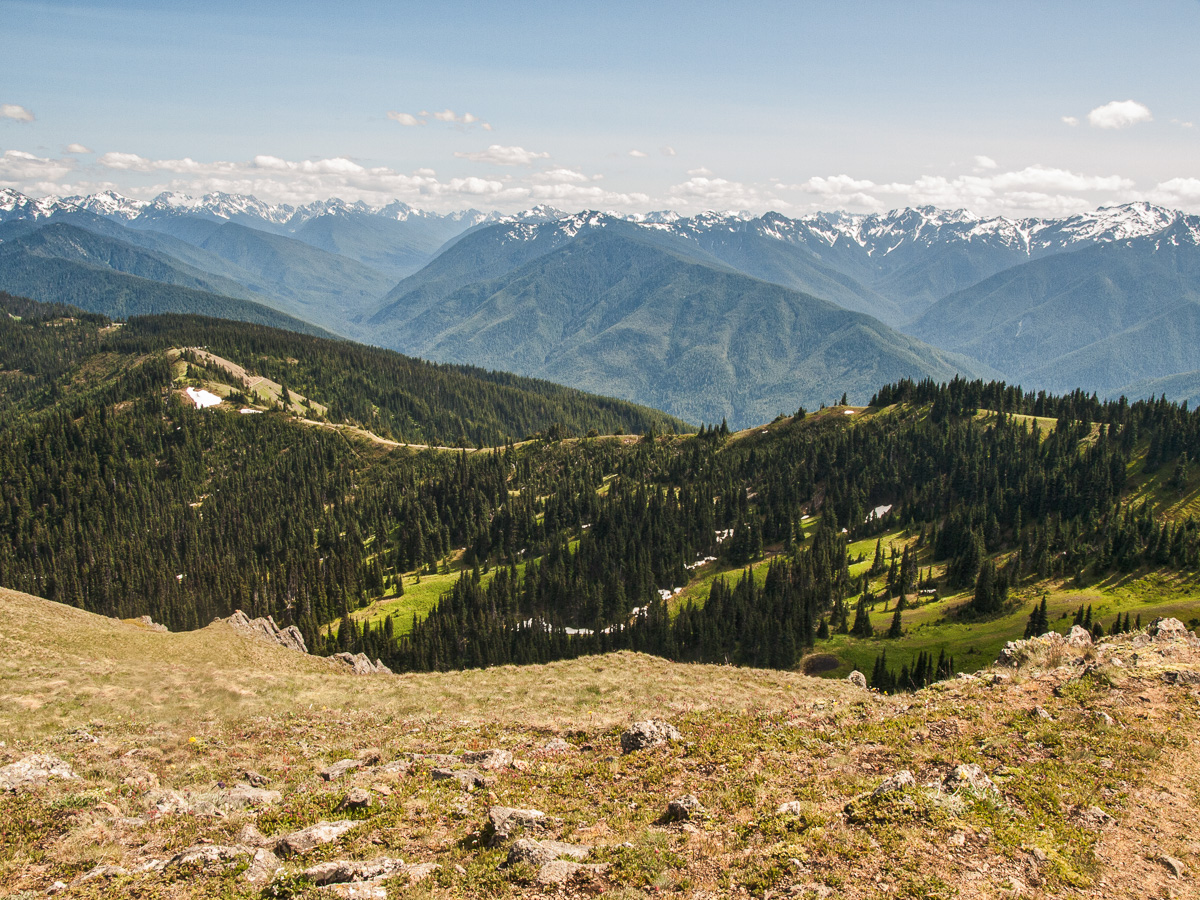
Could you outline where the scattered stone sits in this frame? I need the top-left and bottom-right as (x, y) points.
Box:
(321, 759), (361, 781)
(70, 729), (98, 743)
(507, 838), (592, 868)
(872, 771), (917, 797)
(303, 857), (404, 885)
(1158, 854), (1187, 878)
(406, 862), (439, 882)
(274, 820), (360, 856)
(1030, 847), (1048, 863)
(0, 754), (77, 792)
(665, 794), (704, 821)
(542, 738), (573, 753)
(216, 609), (308, 653)
(331, 652), (393, 675)
(145, 788), (192, 815)
(1031, 706), (1053, 721)
(461, 749), (513, 770)
(620, 720), (682, 754)
(943, 763), (998, 796)
(1066, 625), (1093, 647)
(777, 800), (806, 816)
(335, 788), (372, 812)
(244, 848), (282, 886)
(134, 614), (169, 632)
(404, 752), (461, 768)
(1093, 711), (1115, 727)
(46, 881), (67, 894)
(215, 785), (283, 810)
(377, 759), (413, 776)
(243, 769), (269, 787)
(1148, 618), (1191, 641)
(486, 805), (546, 844)
(846, 670), (868, 689)
(537, 860), (607, 885)
(432, 767), (489, 791)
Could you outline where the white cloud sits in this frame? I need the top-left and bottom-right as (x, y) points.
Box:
(1062, 116), (1079, 127)
(628, 149), (647, 158)
(1170, 118), (1195, 129)
(98, 151), (154, 171)
(387, 111), (424, 126)
(454, 144), (549, 166)
(1149, 177), (1200, 204)
(0, 149), (75, 186)
(973, 155), (997, 170)
(666, 174), (779, 211)
(660, 146), (676, 157)
(65, 143), (92, 154)
(686, 167), (714, 177)
(535, 168), (590, 184)
(1087, 100), (1152, 129)
(1, 104), (34, 123)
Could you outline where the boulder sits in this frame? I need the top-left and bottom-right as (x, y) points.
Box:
(431, 768), (489, 791)
(244, 848), (282, 886)
(335, 788), (372, 812)
(303, 857), (404, 886)
(777, 800), (805, 816)
(1158, 854), (1187, 878)
(0, 754), (77, 792)
(135, 614), (169, 632)
(274, 820), (360, 856)
(1065, 625), (1093, 647)
(236, 823), (269, 847)
(943, 763), (997, 796)
(165, 844), (245, 870)
(665, 794), (704, 821)
(1149, 617), (1191, 640)
(145, 788), (192, 815)
(486, 805), (546, 844)
(620, 720), (682, 754)
(537, 860), (607, 885)
(846, 670), (868, 689)
(507, 838), (591, 868)
(460, 749), (513, 770)
(215, 785), (282, 810)
(320, 759), (361, 781)
(872, 770), (916, 797)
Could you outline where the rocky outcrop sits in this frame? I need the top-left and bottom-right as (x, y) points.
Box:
(216, 610), (308, 653)
(274, 820), (360, 856)
(485, 806), (546, 845)
(331, 652), (393, 675)
(620, 720), (681, 754)
(996, 630), (1068, 667)
(942, 763), (997, 796)
(135, 615), (168, 632)
(0, 754), (77, 792)
(665, 794), (704, 821)
(846, 670), (868, 689)
(1065, 625), (1093, 647)
(1148, 617), (1192, 640)
(872, 770), (916, 797)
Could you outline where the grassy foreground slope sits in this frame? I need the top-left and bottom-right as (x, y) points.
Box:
(3, 587), (1199, 899)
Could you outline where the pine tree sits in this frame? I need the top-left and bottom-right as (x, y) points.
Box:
(887, 605), (903, 638)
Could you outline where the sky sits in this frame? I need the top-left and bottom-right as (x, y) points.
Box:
(2, 0), (1199, 217)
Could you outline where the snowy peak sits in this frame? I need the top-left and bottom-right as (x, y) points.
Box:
(65, 190), (147, 220)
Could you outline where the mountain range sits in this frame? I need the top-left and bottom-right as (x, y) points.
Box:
(4, 187), (1200, 425)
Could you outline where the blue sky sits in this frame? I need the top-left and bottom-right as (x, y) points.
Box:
(2, 0), (1198, 215)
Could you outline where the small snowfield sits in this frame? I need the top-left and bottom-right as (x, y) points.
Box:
(186, 387), (222, 409)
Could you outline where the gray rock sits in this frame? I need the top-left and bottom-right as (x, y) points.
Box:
(846, 670), (868, 689)
(274, 820), (360, 856)
(243, 769), (269, 787)
(1163, 670), (1200, 686)
(536, 860), (607, 885)
(620, 720), (682, 754)
(335, 788), (372, 811)
(1079, 805), (1115, 827)
(406, 861), (439, 882)
(321, 883), (387, 899)
(215, 785), (282, 810)
(1066, 625), (1093, 647)
(541, 738), (573, 753)
(777, 800), (805, 816)
(665, 794), (704, 821)
(165, 844), (245, 869)
(321, 759), (361, 781)
(145, 789), (191, 815)
(872, 771), (916, 797)
(236, 823), (269, 847)
(486, 805), (546, 844)
(303, 857), (404, 886)
(244, 848), (281, 886)
(1158, 854), (1187, 878)
(460, 749), (513, 770)
(135, 615), (168, 632)
(331, 652), (392, 675)
(1148, 617), (1190, 641)
(943, 763), (997, 796)
(507, 838), (591, 867)
(1093, 710), (1115, 727)
(75, 864), (129, 883)
(1031, 706), (1053, 721)
(431, 768), (489, 791)
(0, 754), (77, 792)
(217, 609), (308, 653)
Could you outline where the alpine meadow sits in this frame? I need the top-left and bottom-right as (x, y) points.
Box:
(3, 4), (1200, 899)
